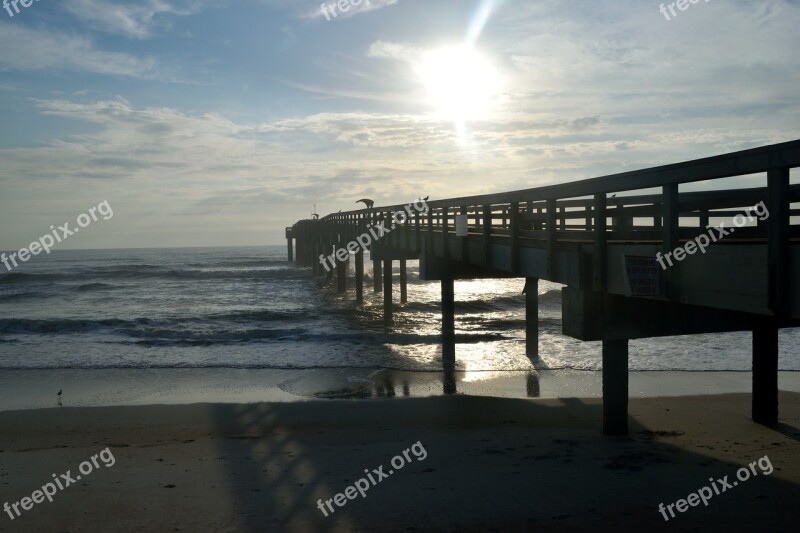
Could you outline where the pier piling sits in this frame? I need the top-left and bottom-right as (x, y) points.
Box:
(525, 277), (539, 359)
(355, 250), (364, 304)
(441, 278), (456, 368)
(752, 323), (779, 424)
(400, 260), (408, 304)
(602, 339), (629, 436)
(383, 260), (392, 324)
(373, 260), (382, 293)
(337, 254), (347, 293)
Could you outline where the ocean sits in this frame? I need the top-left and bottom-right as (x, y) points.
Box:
(0, 246), (798, 373)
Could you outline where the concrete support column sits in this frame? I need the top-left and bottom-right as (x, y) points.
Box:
(326, 245), (334, 280)
(383, 260), (392, 324)
(400, 260), (408, 304)
(525, 278), (539, 359)
(441, 278), (455, 369)
(287, 238), (293, 262)
(443, 364), (457, 395)
(355, 251), (364, 304)
(753, 323), (779, 425)
(337, 253), (347, 293)
(373, 260), (382, 293)
(311, 242), (318, 276)
(602, 339), (629, 436)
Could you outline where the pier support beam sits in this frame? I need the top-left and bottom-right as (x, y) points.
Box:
(312, 242), (319, 276)
(287, 238), (293, 262)
(525, 278), (539, 359)
(752, 323), (778, 425)
(400, 260), (408, 304)
(373, 260), (382, 293)
(602, 339), (629, 436)
(337, 254), (347, 293)
(355, 250), (364, 304)
(383, 260), (392, 324)
(441, 278), (456, 369)
(326, 245), (334, 280)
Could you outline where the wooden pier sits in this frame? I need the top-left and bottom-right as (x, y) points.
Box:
(286, 140), (800, 435)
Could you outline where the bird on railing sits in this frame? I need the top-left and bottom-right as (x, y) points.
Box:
(357, 199), (375, 210)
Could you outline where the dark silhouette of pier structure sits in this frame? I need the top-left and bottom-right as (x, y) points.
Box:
(286, 140), (800, 435)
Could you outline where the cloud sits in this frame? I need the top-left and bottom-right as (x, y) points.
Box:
(61, 0), (210, 39)
(0, 22), (159, 78)
(367, 40), (422, 62)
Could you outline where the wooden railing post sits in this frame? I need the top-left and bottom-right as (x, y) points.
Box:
(662, 184), (679, 301)
(483, 204), (492, 268)
(767, 167), (790, 317)
(547, 199), (557, 278)
(594, 193), (607, 291)
(442, 207), (450, 259)
(510, 201), (520, 274)
(427, 207), (434, 255)
(460, 205), (469, 262)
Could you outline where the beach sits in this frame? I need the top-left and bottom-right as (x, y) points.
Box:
(1, 391), (798, 532)
(1, 245), (799, 531)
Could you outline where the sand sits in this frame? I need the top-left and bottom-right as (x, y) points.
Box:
(0, 392), (798, 532)
(2, 368), (800, 410)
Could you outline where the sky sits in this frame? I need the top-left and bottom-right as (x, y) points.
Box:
(0, 0), (798, 249)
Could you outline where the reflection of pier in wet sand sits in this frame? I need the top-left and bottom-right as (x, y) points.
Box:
(288, 140), (800, 435)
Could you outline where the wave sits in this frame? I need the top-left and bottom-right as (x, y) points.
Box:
(0, 318), (132, 334)
(0, 267), (306, 285)
(0, 315), (500, 347)
(0, 291), (48, 302)
(208, 309), (322, 323)
(185, 259), (289, 268)
(76, 283), (116, 292)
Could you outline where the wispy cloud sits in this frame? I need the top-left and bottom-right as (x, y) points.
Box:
(61, 0), (210, 38)
(0, 22), (159, 78)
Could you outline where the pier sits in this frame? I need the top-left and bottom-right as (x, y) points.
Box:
(287, 140), (800, 435)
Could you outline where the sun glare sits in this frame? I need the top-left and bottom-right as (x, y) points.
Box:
(416, 45), (501, 122)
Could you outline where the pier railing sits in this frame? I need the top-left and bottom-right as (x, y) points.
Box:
(299, 140), (799, 313)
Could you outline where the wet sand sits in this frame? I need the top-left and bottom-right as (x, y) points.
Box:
(0, 392), (798, 531)
(2, 368), (800, 411)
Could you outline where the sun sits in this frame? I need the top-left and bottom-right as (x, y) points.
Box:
(416, 45), (502, 122)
